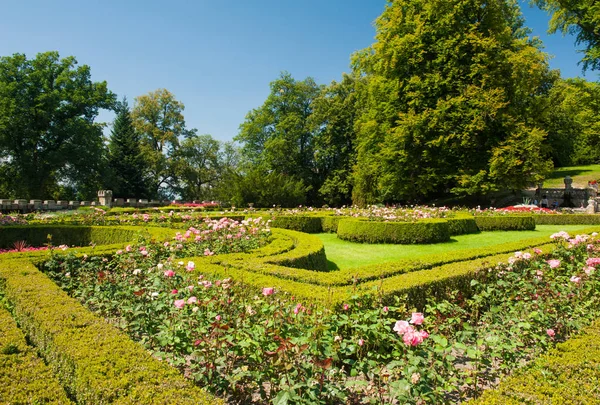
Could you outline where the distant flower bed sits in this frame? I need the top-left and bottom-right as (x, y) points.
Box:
(169, 202), (221, 208)
(473, 205), (559, 216)
(41, 229), (600, 403)
(0, 213), (27, 225)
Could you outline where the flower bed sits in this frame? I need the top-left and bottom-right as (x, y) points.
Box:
(37, 229), (600, 403)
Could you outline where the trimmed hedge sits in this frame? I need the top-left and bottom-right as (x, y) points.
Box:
(470, 319), (600, 404)
(446, 217), (480, 236)
(0, 306), (73, 404)
(270, 215), (324, 233)
(321, 216), (351, 233)
(337, 219), (451, 244)
(474, 216), (536, 231)
(0, 225), (176, 249)
(534, 214), (600, 225)
(0, 259), (222, 404)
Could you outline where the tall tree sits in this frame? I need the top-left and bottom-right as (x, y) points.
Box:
(0, 51), (115, 199)
(172, 134), (225, 201)
(107, 98), (148, 198)
(131, 88), (195, 198)
(310, 74), (360, 206)
(351, 0), (554, 205)
(235, 72), (322, 205)
(532, 0), (600, 71)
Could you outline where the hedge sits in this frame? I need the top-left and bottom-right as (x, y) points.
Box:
(270, 215), (324, 233)
(446, 217), (480, 236)
(0, 259), (222, 405)
(0, 225), (176, 249)
(533, 214), (600, 225)
(470, 319), (600, 404)
(474, 216), (536, 231)
(321, 216), (351, 233)
(0, 306), (73, 404)
(337, 219), (451, 244)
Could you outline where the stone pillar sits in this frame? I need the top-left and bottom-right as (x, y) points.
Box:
(113, 198), (125, 207)
(138, 199), (148, 207)
(586, 198), (598, 214)
(80, 201), (90, 207)
(44, 200), (57, 210)
(30, 199), (42, 210)
(56, 201), (68, 210)
(126, 198), (137, 207)
(98, 190), (113, 208)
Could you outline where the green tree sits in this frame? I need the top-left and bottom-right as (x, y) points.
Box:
(236, 72), (322, 205)
(131, 88), (195, 198)
(532, 0), (600, 71)
(107, 98), (148, 198)
(310, 74), (360, 206)
(172, 134), (226, 201)
(0, 51), (115, 199)
(351, 0), (554, 205)
(537, 77), (600, 165)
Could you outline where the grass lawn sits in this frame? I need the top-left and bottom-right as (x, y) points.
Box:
(543, 164), (600, 188)
(318, 225), (594, 270)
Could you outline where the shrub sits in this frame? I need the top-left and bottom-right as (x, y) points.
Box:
(446, 217), (480, 235)
(321, 216), (351, 233)
(534, 214), (600, 225)
(0, 307), (73, 403)
(337, 219), (451, 244)
(474, 216), (536, 231)
(270, 215), (324, 233)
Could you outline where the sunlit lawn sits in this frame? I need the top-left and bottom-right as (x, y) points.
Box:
(543, 164), (600, 188)
(318, 225), (594, 270)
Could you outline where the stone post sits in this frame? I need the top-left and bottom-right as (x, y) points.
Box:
(98, 190), (113, 208)
(30, 199), (42, 210)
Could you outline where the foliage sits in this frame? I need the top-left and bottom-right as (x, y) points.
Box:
(131, 88), (196, 198)
(0, 51), (115, 199)
(473, 215), (537, 231)
(107, 98), (149, 198)
(337, 219), (451, 244)
(270, 215), (324, 233)
(351, 0), (554, 205)
(38, 229), (600, 403)
(532, 0), (600, 71)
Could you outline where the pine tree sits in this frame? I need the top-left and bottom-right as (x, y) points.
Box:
(107, 98), (148, 198)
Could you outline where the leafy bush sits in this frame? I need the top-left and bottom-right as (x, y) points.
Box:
(337, 219), (451, 244)
(446, 217), (479, 235)
(270, 215), (324, 233)
(534, 214), (600, 225)
(474, 216), (536, 231)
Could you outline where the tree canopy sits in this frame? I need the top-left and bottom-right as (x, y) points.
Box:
(0, 51), (115, 199)
(351, 0), (554, 205)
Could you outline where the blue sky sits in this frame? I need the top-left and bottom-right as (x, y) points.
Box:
(0, 0), (592, 142)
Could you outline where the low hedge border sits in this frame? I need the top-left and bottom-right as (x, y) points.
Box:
(337, 218), (451, 244)
(469, 319), (600, 404)
(0, 259), (222, 405)
(0, 306), (73, 404)
(446, 217), (480, 235)
(321, 216), (351, 233)
(533, 214), (600, 225)
(270, 215), (324, 233)
(474, 216), (536, 231)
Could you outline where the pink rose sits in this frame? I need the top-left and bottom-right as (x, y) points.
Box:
(164, 270), (175, 277)
(187, 296), (198, 305)
(419, 330), (429, 339)
(410, 312), (424, 325)
(358, 338), (364, 346)
(393, 320), (412, 335)
(547, 259), (561, 269)
(343, 303), (349, 311)
(186, 261), (195, 272)
(262, 287), (274, 296)
(171, 289), (178, 294)
(216, 315), (221, 321)
(546, 328), (555, 337)
(570, 276), (581, 284)
(402, 330), (423, 346)
(174, 299), (185, 309)
(533, 248), (543, 255)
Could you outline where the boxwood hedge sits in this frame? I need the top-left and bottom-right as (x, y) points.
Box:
(337, 218), (451, 244)
(474, 216), (536, 231)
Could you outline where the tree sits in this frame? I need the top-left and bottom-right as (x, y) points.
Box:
(537, 77), (600, 165)
(351, 0), (554, 205)
(310, 74), (360, 206)
(236, 72), (322, 205)
(172, 134), (225, 201)
(532, 0), (600, 71)
(0, 51), (115, 199)
(106, 98), (148, 198)
(131, 88), (195, 198)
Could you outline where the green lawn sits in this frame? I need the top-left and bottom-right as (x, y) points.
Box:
(543, 164), (600, 188)
(318, 225), (594, 270)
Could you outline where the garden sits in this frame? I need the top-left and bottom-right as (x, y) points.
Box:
(2, 207), (600, 404)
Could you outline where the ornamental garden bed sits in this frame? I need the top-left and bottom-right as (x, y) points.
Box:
(0, 213), (600, 403)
